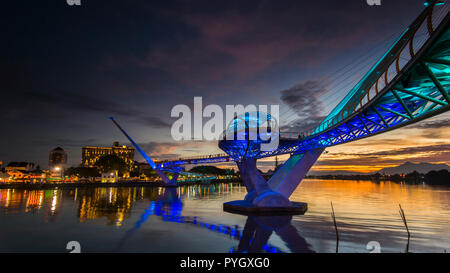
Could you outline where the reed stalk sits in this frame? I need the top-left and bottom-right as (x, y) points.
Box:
(331, 201), (339, 253)
(399, 204), (411, 253)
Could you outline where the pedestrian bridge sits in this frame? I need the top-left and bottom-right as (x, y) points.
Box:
(140, 1), (450, 169)
(220, 1), (450, 161)
(111, 1), (450, 210)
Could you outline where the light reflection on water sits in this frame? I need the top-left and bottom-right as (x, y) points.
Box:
(0, 180), (449, 253)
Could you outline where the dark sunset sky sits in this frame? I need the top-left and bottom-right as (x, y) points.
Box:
(1, 0), (449, 172)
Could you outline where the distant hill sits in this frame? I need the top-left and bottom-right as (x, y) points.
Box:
(374, 162), (450, 175)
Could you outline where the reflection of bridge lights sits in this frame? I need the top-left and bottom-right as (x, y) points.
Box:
(136, 199), (284, 253)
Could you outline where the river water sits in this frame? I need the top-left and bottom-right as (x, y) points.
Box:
(0, 179), (449, 253)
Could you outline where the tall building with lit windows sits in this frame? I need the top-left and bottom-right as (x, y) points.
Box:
(49, 147), (67, 168)
(49, 147), (67, 178)
(81, 142), (135, 171)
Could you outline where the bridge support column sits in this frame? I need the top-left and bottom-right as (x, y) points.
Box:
(237, 160), (257, 202)
(225, 148), (324, 214)
(235, 158), (292, 208)
(268, 148), (325, 198)
(110, 117), (179, 187)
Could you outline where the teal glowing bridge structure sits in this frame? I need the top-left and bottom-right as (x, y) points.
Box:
(220, 0), (450, 161)
(112, 1), (450, 211)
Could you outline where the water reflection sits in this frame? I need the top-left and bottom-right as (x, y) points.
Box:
(0, 180), (449, 253)
(234, 216), (314, 253)
(0, 188), (63, 221)
(77, 187), (137, 226)
(118, 187), (307, 253)
(0, 184), (240, 224)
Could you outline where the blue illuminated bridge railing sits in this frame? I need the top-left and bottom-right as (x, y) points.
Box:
(156, 154), (231, 169)
(218, 1), (450, 161)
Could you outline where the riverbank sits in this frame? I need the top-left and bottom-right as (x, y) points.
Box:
(306, 169), (450, 186)
(0, 178), (243, 190)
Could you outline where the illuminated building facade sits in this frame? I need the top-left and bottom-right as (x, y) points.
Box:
(101, 170), (118, 183)
(5, 162), (35, 172)
(0, 171), (9, 182)
(0, 161), (9, 182)
(82, 141), (135, 171)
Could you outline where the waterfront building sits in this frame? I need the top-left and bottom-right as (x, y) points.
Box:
(101, 170), (118, 183)
(3, 162), (46, 183)
(136, 161), (152, 173)
(5, 162), (35, 172)
(49, 147), (67, 168)
(81, 141), (135, 171)
(49, 147), (67, 178)
(0, 170), (10, 183)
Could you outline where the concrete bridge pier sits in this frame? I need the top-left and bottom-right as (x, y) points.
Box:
(238, 158), (292, 207)
(268, 148), (325, 198)
(225, 148), (324, 215)
(237, 160), (257, 202)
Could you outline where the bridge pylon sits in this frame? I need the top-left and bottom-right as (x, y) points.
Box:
(225, 148), (324, 215)
(110, 117), (179, 187)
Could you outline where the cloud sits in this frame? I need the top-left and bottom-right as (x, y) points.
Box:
(32, 138), (98, 148)
(140, 141), (183, 160)
(318, 144), (450, 166)
(136, 116), (172, 128)
(329, 144), (450, 157)
(0, 60), (171, 128)
(138, 140), (219, 161)
(16, 90), (171, 128)
(407, 119), (450, 130)
(126, 0), (424, 89)
(279, 79), (328, 133)
(400, 115), (450, 139)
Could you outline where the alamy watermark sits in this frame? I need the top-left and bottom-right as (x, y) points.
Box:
(170, 97), (280, 152)
(366, 0), (381, 6)
(366, 241), (381, 253)
(66, 241), (81, 253)
(66, 0), (81, 6)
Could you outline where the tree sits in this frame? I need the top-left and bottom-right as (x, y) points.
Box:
(66, 167), (100, 178)
(425, 170), (450, 185)
(405, 171), (423, 183)
(189, 166), (235, 175)
(372, 173), (382, 181)
(141, 169), (158, 179)
(390, 174), (403, 182)
(94, 155), (128, 176)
